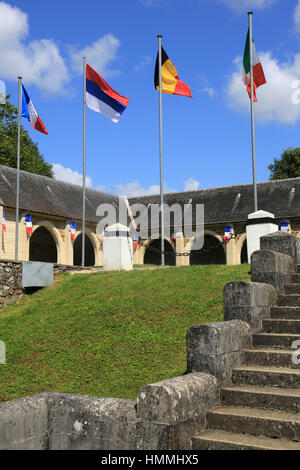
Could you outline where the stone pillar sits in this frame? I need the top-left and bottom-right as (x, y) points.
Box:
(225, 229), (240, 266)
(64, 222), (74, 266)
(175, 233), (190, 267)
(133, 244), (145, 265)
(246, 210), (278, 263)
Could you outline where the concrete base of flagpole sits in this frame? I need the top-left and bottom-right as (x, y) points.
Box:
(103, 223), (133, 271)
(246, 210), (278, 263)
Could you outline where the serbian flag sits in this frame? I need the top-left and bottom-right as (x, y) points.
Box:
(86, 64), (129, 123)
(70, 221), (76, 242)
(242, 30), (266, 102)
(154, 46), (192, 98)
(21, 85), (48, 134)
(2, 209), (6, 232)
(224, 225), (232, 242)
(25, 214), (32, 236)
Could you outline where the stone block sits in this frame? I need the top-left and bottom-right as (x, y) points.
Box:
(0, 394), (48, 450)
(186, 320), (252, 357)
(251, 250), (294, 290)
(136, 373), (218, 450)
(46, 393), (137, 450)
(224, 281), (277, 309)
(260, 231), (299, 267)
(223, 281), (277, 332)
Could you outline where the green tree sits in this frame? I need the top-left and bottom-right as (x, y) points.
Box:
(0, 95), (53, 177)
(268, 147), (300, 180)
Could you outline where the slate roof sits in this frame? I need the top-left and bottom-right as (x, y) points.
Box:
(129, 178), (300, 225)
(0, 165), (120, 223)
(0, 165), (299, 226)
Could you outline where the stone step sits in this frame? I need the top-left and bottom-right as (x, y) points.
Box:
(285, 284), (300, 295)
(253, 332), (300, 348)
(206, 406), (300, 441)
(262, 319), (300, 334)
(278, 295), (300, 307)
(192, 430), (300, 450)
(221, 385), (300, 412)
(271, 306), (300, 319)
(291, 274), (300, 284)
(243, 348), (298, 368)
(232, 365), (300, 389)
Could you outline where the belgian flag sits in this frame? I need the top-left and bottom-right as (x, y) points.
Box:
(154, 47), (192, 98)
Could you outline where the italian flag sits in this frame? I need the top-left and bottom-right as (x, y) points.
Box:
(242, 29), (266, 102)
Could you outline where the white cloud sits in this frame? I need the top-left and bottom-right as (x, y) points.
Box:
(69, 34), (121, 78)
(52, 163), (93, 188)
(226, 51), (300, 124)
(135, 56), (152, 73)
(294, 0), (300, 32)
(218, 0), (277, 11)
(113, 181), (176, 198)
(0, 2), (69, 95)
(199, 87), (215, 98)
(184, 178), (200, 191)
(197, 73), (216, 98)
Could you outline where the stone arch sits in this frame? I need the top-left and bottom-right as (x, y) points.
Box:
(144, 239), (176, 266)
(190, 230), (226, 265)
(29, 222), (60, 264)
(73, 231), (97, 267)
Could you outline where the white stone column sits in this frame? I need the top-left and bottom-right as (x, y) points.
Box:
(103, 223), (133, 271)
(246, 210), (278, 263)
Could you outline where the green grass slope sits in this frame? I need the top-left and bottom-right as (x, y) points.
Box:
(0, 264), (250, 401)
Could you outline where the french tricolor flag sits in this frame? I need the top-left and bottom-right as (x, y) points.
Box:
(2, 209), (6, 232)
(22, 85), (48, 135)
(70, 221), (76, 242)
(224, 225), (232, 242)
(86, 64), (129, 123)
(25, 214), (32, 237)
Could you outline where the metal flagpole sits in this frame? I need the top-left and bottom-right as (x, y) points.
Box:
(82, 57), (87, 267)
(15, 76), (22, 261)
(248, 11), (258, 212)
(157, 35), (165, 266)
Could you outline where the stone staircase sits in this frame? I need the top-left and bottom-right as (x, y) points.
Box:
(192, 267), (300, 450)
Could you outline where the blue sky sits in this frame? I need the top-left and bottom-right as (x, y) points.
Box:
(1, 0), (300, 196)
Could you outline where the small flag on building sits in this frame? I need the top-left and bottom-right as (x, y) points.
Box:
(154, 47), (192, 97)
(2, 209), (6, 232)
(21, 85), (48, 134)
(242, 29), (266, 102)
(133, 232), (139, 250)
(224, 225), (232, 242)
(25, 214), (32, 237)
(70, 221), (76, 242)
(280, 220), (289, 233)
(86, 64), (129, 123)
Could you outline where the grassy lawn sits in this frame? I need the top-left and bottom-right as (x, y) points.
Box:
(0, 264), (250, 402)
